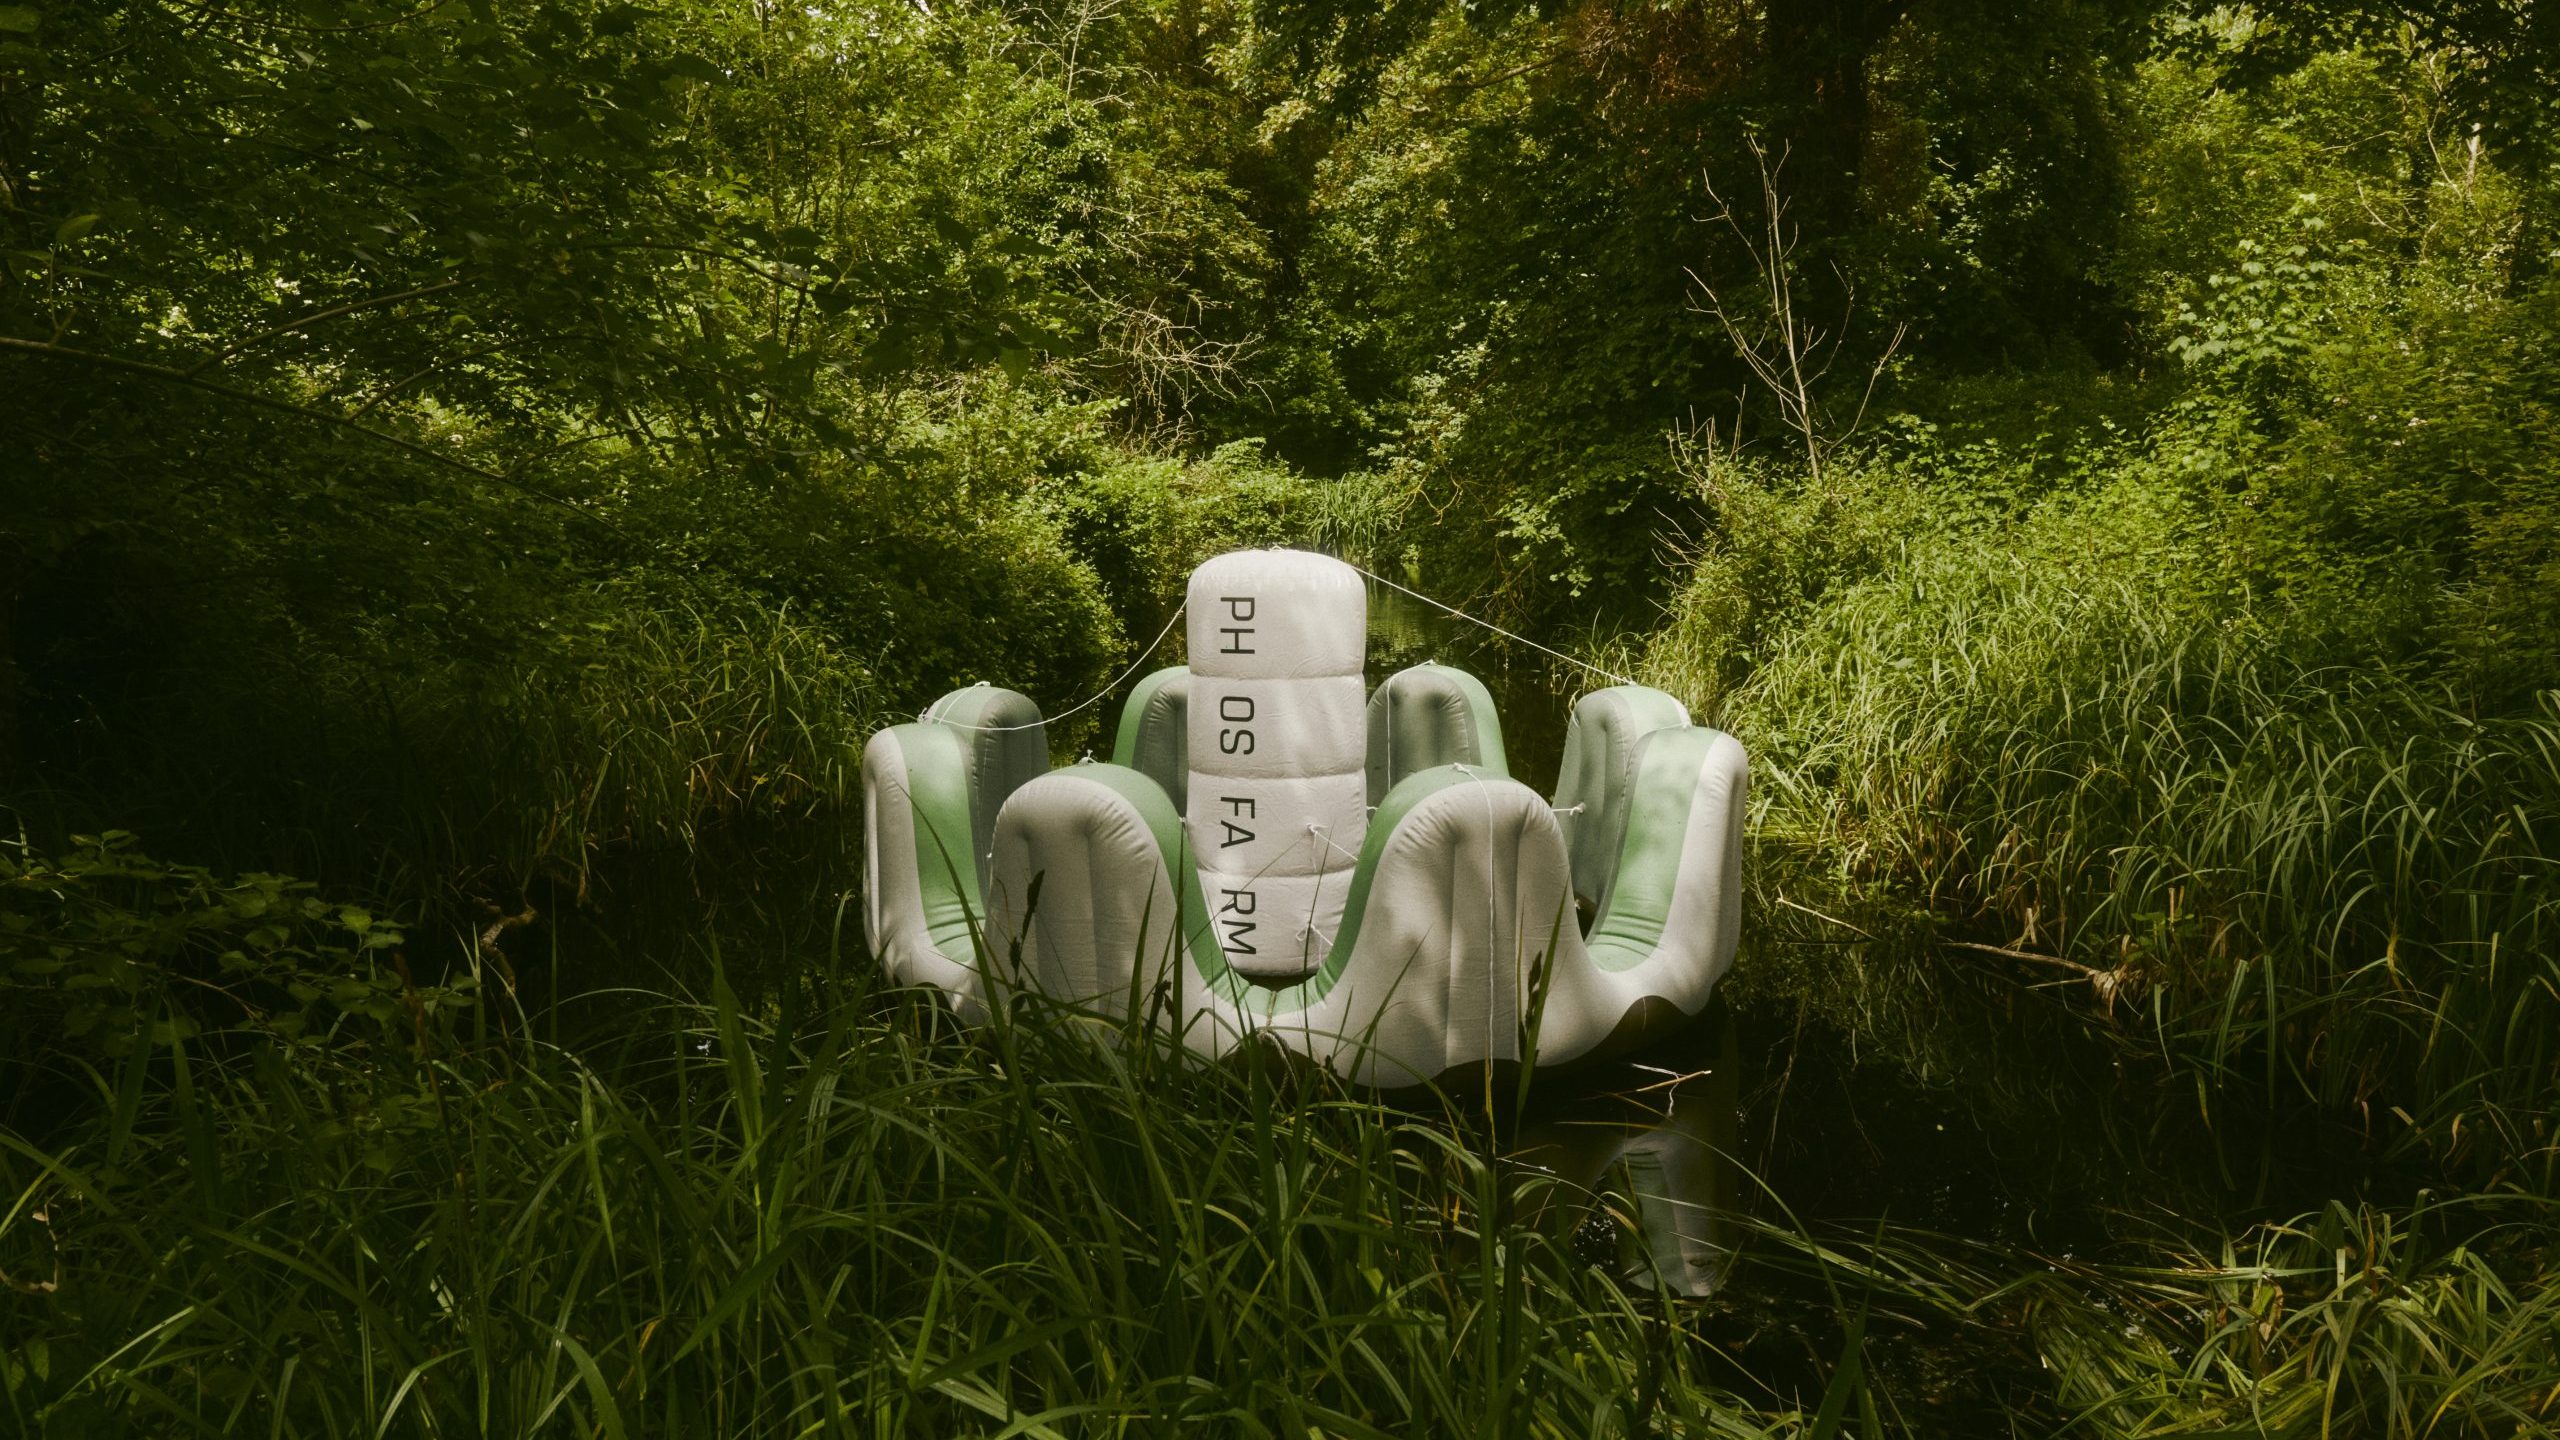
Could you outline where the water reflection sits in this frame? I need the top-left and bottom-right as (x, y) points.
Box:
(1367, 581), (1744, 1293)
(1512, 998), (1743, 1297)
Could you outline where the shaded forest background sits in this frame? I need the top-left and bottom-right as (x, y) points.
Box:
(4, 0), (2558, 1434)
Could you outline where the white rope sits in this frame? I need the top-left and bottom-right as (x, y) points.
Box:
(1291, 850), (1328, 964)
(1206, 812), (1342, 968)
(1308, 821), (1363, 868)
(1297, 917), (1341, 951)
(1291, 823), (1365, 964)
(1347, 562), (1644, 689)
(924, 603), (1187, 733)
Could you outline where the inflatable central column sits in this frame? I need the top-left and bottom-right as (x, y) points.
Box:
(1186, 549), (1369, 979)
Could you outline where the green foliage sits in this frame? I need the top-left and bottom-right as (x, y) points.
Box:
(0, 834), (475, 1203)
(1202, 0), (2160, 629)
(1681, 490), (2559, 1161)
(1630, 16), (2560, 1198)
(0, 0), (1169, 891)
(6, 844), (2552, 1438)
(2033, 1196), (2560, 1438)
(1040, 438), (1408, 641)
(5, 0), (2560, 1433)
(2241, 275), (2560, 705)
(0, 888), (1813, 1437)
(388, 586), (887, 889)
(0, 832), (443, 1067)
(1622, 441), (1949, 722)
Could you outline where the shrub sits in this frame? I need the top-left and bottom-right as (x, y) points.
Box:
(1646, 466), (2560, 1175)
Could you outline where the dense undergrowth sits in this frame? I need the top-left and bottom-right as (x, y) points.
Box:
(0, 840), (1868, 1437)
(10, 0), (2560, 1434)
(1639, 443), (2560, 1168)
(1724, 537), (2558, 1164)
(7, 833), (2559, 1437)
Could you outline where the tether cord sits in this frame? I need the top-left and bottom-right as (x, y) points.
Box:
(927, 562), (1642, 735)
(1347, 562), (1644, 689)
(924, 603), (1188, 733)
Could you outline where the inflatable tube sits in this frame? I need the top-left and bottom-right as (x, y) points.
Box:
(919, 684), (1047, 897)
(1110, 666), (1190, 812)
(861, 685), (1053, 1017)
(987, 763), (1196, 1015)
(1552, 685), (1691, 906)
(862, 722), (988, 1014)
(980, 742), (1746, 1086)
(1185, 550), (1368, 980)
(864, 548), (1751, 1086)
(1366, 662), (1508, 802)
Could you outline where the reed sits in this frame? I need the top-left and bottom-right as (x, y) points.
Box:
(0, 583), (886, 924)
(417, 594), (883, 893)
(1645, 519), (2560, 1180)
(0, 933), (1819, 1437)
(2026, 1194), (2560, 1438)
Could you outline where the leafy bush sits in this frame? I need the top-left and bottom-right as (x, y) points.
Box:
(2237, 274), (2560, 706)
(1041, 439), (1409, 636)
(0, 833), (472, 1171)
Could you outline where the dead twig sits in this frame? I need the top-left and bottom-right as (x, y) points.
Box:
(1688, 137), (1906, 482)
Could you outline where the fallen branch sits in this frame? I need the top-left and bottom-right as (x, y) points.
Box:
(1943, 939), (2108, 978)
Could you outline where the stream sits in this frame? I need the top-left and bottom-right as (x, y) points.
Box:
(1366, 574), (2430, 1420)
(526, 577), (2404, 1421)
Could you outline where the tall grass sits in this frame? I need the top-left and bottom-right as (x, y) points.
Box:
(8, 836), (2555, 1437)
(411, 595), (883, 896)
(1641, 492), (2560, 1178)
(2, 585), (885, 922)
(0, 927), (1831, 1437)
(2028, 1194), (2560, 1437)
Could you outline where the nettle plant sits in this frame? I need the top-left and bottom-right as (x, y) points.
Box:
(1, 833), (477, 1166)
(2167, 209), (2352, 410)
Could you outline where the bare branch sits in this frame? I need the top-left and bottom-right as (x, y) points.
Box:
(186, 276), (470, 377)
(1687, 136), (1906, 480)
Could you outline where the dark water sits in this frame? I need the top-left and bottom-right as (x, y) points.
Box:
(1367, 582), (2097, 1289)
(1512, 1004), (1744, 1298)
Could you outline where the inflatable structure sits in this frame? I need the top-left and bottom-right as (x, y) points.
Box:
(863, 549), (1748, 1086)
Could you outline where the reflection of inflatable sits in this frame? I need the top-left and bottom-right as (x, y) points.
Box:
(1513, 1000), (1742, 1298)
(863, 548), (1748, 1087)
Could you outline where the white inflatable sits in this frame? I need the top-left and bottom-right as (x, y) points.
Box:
(863, 548), (1748, 1086)
(1184, 550), (1370, 978)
